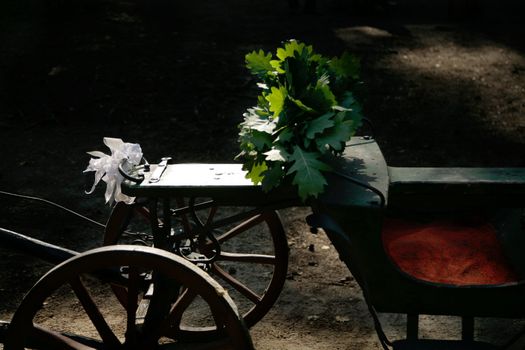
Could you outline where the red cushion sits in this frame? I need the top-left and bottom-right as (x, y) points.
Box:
(382, 218), (519, 285)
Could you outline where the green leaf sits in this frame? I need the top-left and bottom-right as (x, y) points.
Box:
(301, 84), (336, 113)
(276, 127), (293, 143)
(287, 146), (331, 200)
(266, 86), (287, 117)
(316, 114), (354, 152)
(238, 41), (364, 200)
(329, 52), (360, 80)
(283, 55), (311, 96)
(315, 82), (337, 107)
(338, 93), (363, 125)
(332, 105), (352, 112)
(270, 60), (285, 74)
(261, 164), (285, 191)
(250, 131), (273, 150)
(245, 161), (268, 184)
(240, 108), (276, 134)
(305, 112), (335, 139)
(317, 73), (330, 86)
(276, 40), (312, 61)
(289, 96), (314, 113)
(245, 50), (273, 76)
(341, 91), (357, 109)
(264, 146), (289, 162)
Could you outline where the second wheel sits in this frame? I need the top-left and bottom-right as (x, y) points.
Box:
(104, 199), (289, 341)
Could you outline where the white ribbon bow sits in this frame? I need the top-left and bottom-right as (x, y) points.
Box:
(84, 137), (143, 205)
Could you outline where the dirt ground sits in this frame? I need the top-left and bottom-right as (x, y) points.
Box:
(0, 0), (525, 348)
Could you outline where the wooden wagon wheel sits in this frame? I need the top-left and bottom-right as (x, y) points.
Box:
(104, 200), (288, 341)
(5, 245), (254, 350)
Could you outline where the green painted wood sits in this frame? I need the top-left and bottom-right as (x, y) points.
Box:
(121, 163), (298, 206)
(390, 167), (525, 185)
(121, 137), (388, 208)
(316, 152), (525, 319)
(388, 167), (525, 208)
(320, 137), (389, 209)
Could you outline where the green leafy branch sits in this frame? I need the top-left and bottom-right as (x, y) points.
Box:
(237, 40), (364, 201)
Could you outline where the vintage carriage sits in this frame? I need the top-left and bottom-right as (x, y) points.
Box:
(1, 136), (525, 349)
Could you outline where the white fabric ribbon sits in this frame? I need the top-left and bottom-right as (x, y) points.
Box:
(84, 137), (143, 205)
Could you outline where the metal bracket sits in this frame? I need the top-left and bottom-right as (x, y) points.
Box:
(149, 157), (172, 183)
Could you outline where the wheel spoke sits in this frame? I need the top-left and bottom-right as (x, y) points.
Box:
(218, 251), (276, 265)
(125, 266), (140, 345)
(205, 206), (218, 227)
(216, 214), (266, 244)
(164, 287), (227, 338)
(163, 287), (198, 332)
(141, 275), (179, 344)
(31, 323), (101, 350)
(211, 264), (261, 304)
(69, 277), (121, 348)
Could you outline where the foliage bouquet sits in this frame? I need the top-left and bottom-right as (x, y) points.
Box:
(237, 40), (364, 200)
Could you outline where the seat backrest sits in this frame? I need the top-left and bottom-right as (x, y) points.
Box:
(388, 167), (525, 209)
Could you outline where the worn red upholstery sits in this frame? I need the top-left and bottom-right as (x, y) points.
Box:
(382, 218), (519, 285)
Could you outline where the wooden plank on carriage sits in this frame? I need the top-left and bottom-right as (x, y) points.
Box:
(121, 136), (388, 208)
(121, 162), (298, 206)
(320, 136), (389, 209)
(388, 167), (525, 208)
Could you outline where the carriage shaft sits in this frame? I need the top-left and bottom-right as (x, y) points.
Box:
(0, 227), (78, 265)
